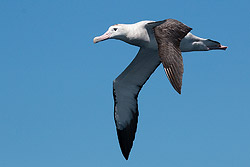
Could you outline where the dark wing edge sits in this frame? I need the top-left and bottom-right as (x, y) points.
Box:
(154, 19), (192, 94)
(113, 85), (138, 160)
(116, 114), (138, 160)
(113, 48), (160, 160)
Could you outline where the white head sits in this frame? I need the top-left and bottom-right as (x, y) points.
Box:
(93, 21), (154, 47)
(93, 24), (127, 44)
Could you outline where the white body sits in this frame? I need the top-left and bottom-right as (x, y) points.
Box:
(93, 19), (227, 160)
(110, 21), (210, 52)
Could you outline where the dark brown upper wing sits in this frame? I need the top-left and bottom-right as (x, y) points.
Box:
(153, 19), (192, 94)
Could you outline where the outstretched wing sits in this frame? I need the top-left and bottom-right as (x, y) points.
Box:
(154, 19), (192, 94)
(113, 48), (160, 160)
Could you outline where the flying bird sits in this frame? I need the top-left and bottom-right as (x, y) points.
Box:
(93, 19), (227, 160)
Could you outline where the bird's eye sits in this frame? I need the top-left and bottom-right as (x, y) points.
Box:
(113, 28), (118, 31)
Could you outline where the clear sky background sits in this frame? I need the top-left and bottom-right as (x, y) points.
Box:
(1, 0), (250, 167)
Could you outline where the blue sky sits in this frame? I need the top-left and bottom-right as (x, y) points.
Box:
(1, 0), (250, 167)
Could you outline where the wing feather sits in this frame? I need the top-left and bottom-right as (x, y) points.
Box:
(113, 48), (160, 159)
(154, 19), (192, 94)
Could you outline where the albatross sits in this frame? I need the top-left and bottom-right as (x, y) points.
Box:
(93, 19), (227, 160)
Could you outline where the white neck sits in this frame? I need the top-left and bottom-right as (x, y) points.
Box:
(114, 21), (158, 49)
(113, 21), (210, 52)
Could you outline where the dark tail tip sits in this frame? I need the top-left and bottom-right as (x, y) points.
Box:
(207, 39), (220, 44)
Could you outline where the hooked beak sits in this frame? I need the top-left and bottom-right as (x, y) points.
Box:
(93, 32), (111, 44)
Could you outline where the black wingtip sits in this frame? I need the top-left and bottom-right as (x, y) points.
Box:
(174, 87), (182, 94)
(117, 128), (133, 160)
(123, 153), (129, 160)
(177, 89), (182, 94)
(115, 104), (138, 160)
